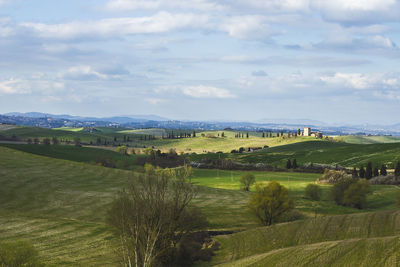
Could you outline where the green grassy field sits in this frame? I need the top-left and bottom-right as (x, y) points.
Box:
(2, 128), (400, 266)
(191, 169), (398, 216)
(0, 143), (138, 168)
(342, 135), (400, 144)
(212, 210), (400, 266)
(188, 140), (400, 169)
(0, 146), (261, 265)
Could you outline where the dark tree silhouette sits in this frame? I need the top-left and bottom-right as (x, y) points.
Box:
(359, 166), (365, 178)
(365, 162), (373, 179)
(286, 159), (292, 169)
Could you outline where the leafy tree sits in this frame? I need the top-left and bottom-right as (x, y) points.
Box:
(365, 162), (373, 179)
(352, 167), (358, 178)
(359, 166), (365, 178)
(292, 159), (298, 169)
(395, 161), (400, 178)
(373, 167), (379, 177)
(27, 138), (32, 144)
(286, 159), (292, 169)
(240, 173), (256, 191)
(330, 177), (356, 205)
(380, 164), (387, 176)
(0, 241), (44, 267)
(246, 132), (249, 138)
(343, 179), (370, 209)
(304, 184), (322, 201)
(248, 181), (294, 226)
(33, 138), (39, 145)
(107, 173), (207, 267)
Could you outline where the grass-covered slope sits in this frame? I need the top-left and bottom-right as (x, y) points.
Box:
(0, 146), (255, 265)
(342, 135), (400, 144)
(216, 236), (400, 267)
(213, 210), (400, 266)
(0, 143), (138, 167)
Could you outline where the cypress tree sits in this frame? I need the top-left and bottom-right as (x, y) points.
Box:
(365, 162), (373, 179)
(286, 159), (292, 169)
(246, 132), (249, 138)
(359, 166), (365, 178)
(380, 164), (387, 176)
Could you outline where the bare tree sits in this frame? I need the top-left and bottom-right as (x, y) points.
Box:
(107, 172), (206, 267)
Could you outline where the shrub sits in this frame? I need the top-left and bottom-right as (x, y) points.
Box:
(0, 241), (43, 267)
(248, 181), (294, 226)
(304, 184), (322, 201)
(240, 173), (256, 191)
(343, 179), (370, 209)
(317, 169), (349, 184)
(330, 177), (356, 205)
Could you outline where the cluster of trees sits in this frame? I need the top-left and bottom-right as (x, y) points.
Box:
(352, 161), (400, 179)
(26, 136), (82, 146)
(234, 132), (249, 138)
(161, 131), (197, 139)
(136, 148), (186, 168)
(286, 159), (298, 169)
(330, 178), (370, 209)
(107, 164), (214, 267)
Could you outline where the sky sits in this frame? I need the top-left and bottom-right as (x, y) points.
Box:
(0, 0), (400, 124)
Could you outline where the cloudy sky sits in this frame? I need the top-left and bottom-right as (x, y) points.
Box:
(1, 0), (400, 124)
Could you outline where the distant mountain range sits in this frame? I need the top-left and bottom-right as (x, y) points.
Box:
(4, 112), (169, 123)
(1, 112), (400, 135)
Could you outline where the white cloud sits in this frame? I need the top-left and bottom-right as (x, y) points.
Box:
(0, 78), (64, 95)
(60, 66), (109, 80)
(20, 12), (209, 39)
(0, 79), (29, 94)
(312, 0), (399, 24)
(182, 85), (236, 98)
(320, 72), (400, 90)
(146, 98), (165, 105)
(106, 0), (224, 11)
(220, 15), (273, 40)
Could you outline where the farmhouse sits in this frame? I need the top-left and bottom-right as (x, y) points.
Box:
(304, 127), (323, 138)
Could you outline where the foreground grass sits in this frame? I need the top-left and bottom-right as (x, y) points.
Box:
(0, 146), (256, 265)
(212, 210), (400, 266)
